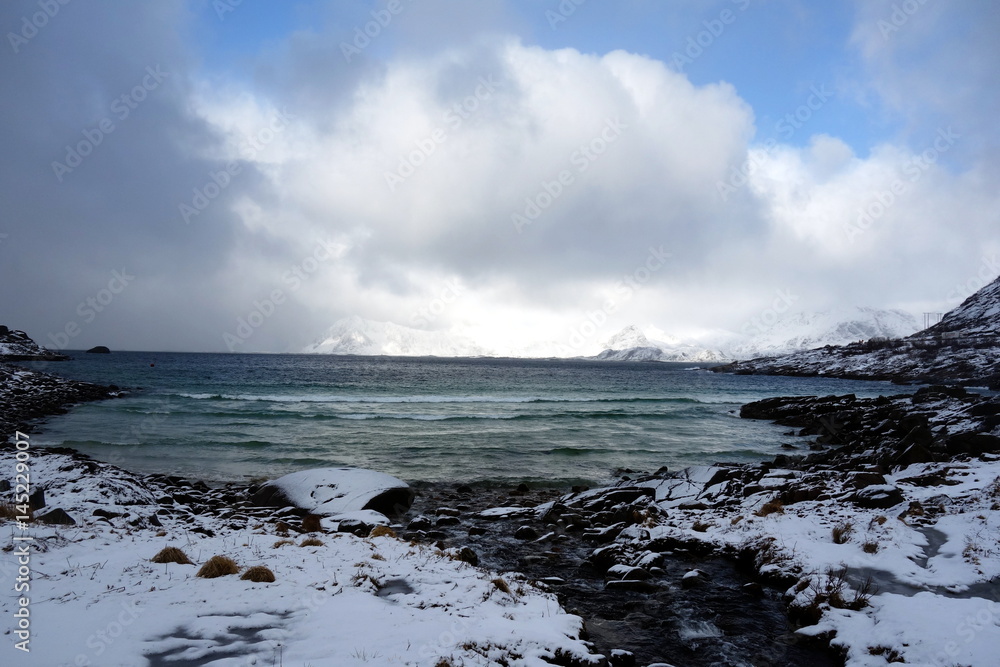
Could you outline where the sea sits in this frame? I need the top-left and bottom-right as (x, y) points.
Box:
(25, 352), (899, 487)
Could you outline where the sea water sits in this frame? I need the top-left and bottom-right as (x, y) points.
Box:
(26, 352), (897, 486)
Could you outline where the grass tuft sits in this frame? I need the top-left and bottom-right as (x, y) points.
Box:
(369, 525), (397, 539)
(755, 499), (784, 517)
(151, 546), (194, 565)
(196, 555), (239, 578)
(301, 514), (323, 533)
(300, 537), (325, 547)
(832, 522), (854, 544)
(240, 565), (276, 583)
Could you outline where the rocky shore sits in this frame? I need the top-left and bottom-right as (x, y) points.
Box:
(0, 361), (122, 443)
(3, 358), (1000, 664)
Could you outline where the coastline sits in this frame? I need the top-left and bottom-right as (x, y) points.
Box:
(3, 362), (1000, 665)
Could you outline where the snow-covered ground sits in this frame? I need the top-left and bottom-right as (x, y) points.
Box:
(0, 449), (599, 666)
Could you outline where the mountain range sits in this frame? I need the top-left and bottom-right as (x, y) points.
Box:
(301, 306), (922, 362)
(714, 274), (1000, 387)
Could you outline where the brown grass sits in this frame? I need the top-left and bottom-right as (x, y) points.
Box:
(491, 577), (512, 595)
(692, 520), (712, 532)
(832, 522), (854, 544)
(0, 503), (29, 521)
(369, 525), (397, 539)
(196, 555), (239, 578)
(240, 565), (276, 583)
(299, 537), (325, 547)
(301, 514), (323, 532)
(151, 546), (194, 565)
(755, 499), (784, 517)
(862, 540), (879, 554)
(272, 539), (295, 548)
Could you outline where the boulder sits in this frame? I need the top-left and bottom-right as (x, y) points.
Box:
(251, 468), (414, 517)
(849, 485), (905, 509)
(85, 346), (111, 354)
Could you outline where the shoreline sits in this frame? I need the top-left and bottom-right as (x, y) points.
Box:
(3, 361), (1000, 664)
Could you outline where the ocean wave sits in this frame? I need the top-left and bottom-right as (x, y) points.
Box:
(173, 392), (711, 405)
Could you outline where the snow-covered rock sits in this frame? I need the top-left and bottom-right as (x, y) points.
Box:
(593, 325), (728, 362)
(0, 325), (67, 360)
(253, 467), (415, 517)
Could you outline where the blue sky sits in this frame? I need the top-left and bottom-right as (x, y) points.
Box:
(1, 0), (997, 352)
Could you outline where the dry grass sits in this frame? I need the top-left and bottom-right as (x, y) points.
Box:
(299, 537), (325, 547)
(369, 525), (397, 539)
(692, 520), (712, 532)
(272, 539), (294, 548)
(196, 555), (240, 578)
(862, 540), (880, 554)
(491, 577), (512, 595)
(755, 499), (784, 517)
(0, 503), (29, 521)
(832, 522), (854, 544)
(301, 514), (323, 533)
(150, 546), (194, 565)
(240, 565), (276, 583)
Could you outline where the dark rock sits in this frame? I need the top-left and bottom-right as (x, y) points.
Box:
(893, 443), (935, 468)
(848, 472), (887, 489)
(191, 526), (215, 537)
(849, 485), (905, 509)
(36, 508), (75, 525)
(92, 508), (123, 519)
(609, 649), (636, 667)
(605, 579), (658, 593)
(407, 516), (433, 531)
(468, 526), (487, 537)
(337, 519), (373, 537)
(456, 546), (479, 566)
(680, 568), (709, 589)
(514, 525), (538, 540)
(435, 516), (460, 527)
(28, 487), (45, 511)
(85, 346), (111, 354)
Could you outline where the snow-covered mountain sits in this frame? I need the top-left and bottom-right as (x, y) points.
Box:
(594, 325), (727, 362)
(302, 317), (490, 357)
(718, 307), (920, 360)
(714, 275), (1000, 387)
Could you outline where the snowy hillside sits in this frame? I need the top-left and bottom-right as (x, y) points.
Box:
(0, 325), (67, 360)
(718, 307), (920, 359)
(302, 317), (490, 357)
(714, 275), (1000, 387)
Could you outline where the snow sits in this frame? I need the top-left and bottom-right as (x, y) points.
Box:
(0, 450), (600, 666)
(611, 455), (1000, 666)
(255, 467), (412, 516)
(302, 316), (490, 357)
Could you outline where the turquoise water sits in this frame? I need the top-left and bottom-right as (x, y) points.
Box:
(25, 352), (899, 486)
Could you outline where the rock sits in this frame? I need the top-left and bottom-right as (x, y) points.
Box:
(849, 485), (905, 509)
(514, 525), (538, 540)
(36, 508), (75, 525)
(947, 433), (1000, 456)
(609, 649), (636, 666)
(435, 516), (460, 527)
(893, 443), (935, 468)
(468, 525), (487, 537)
(406, 516), (433, 531)
(680, 568), (709, 589)
(456, 546), (479, 566)
(85, 346), (111, 354)
(337, 518), (373, 537)
(28, 487), (45, 511)
(251, 468), (414, 517)
(436, 507), (461, 517)
(848, 472), (887, 489)
(605, 564), (651, 581)
(605, 579), (658, 593)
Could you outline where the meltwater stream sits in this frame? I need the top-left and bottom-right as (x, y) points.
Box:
(27, 352), (897, 486)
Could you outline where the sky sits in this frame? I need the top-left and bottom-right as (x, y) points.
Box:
(0, 0), (998, 354)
